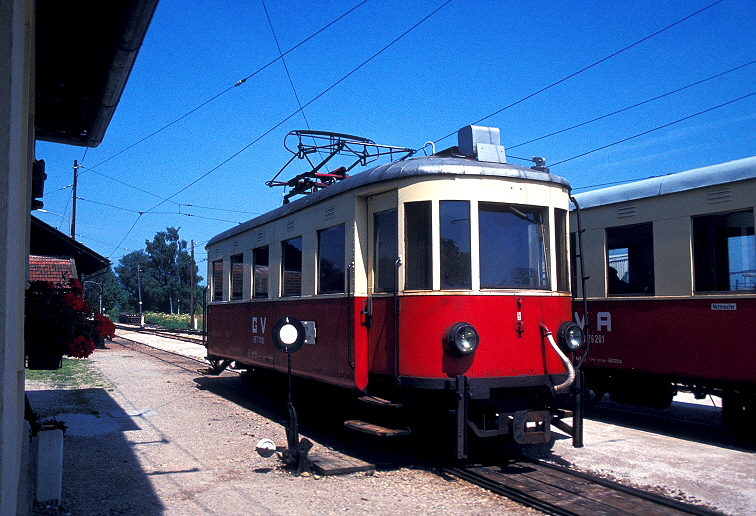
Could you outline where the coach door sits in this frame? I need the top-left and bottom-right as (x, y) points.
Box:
(367, 192), (400, 377)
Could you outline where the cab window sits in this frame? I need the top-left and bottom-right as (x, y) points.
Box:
(440, 201), (472, 289)
(479, 203), (548, 289)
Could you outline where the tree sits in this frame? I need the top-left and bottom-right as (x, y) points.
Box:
(145, 227), (183, 313)
(114, 250), (156, 312)
(115, 227), (203, 314)
(83, 267), (129, 314)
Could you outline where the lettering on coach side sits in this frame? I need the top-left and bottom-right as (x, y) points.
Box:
(574, 311), (612, 332)
(596, 312), (611, 332)
(252, 316), (267, 334)
(252, 316), (267, 345)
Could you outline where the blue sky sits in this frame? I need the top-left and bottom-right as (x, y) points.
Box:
(35, 0), (756, 271)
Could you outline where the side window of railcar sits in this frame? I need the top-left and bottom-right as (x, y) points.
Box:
(405, 201), (432, 290)
(479, 203), (549, 289)
(253, 246), (269, 298)
(374, 209), (398, 293)
(440, 201), (472, 289)
(318, 224), (346, 294)
(606, 223), (654, 295)
(282, 237), (303, 297)
(692, 210), (755, 292)
(230, 254), (243, 300)
(212, 259), (224, 301)
(555, 209), (569, 291)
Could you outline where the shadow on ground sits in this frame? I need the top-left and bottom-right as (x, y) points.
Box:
(193, 370), (471, 470)
(26, 388), (165, 515)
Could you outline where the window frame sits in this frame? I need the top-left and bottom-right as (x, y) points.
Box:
(605, 222), (655, 296)
(478, 202), (550, 290)
(692, 209), (755, 293)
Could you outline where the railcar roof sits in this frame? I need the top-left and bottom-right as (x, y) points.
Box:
(208, 155), (570, 246)
(572, 156), (756, 210)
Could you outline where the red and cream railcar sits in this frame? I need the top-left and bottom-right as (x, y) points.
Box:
(206, 126), (585, 458)
(571, 157), (756, 427)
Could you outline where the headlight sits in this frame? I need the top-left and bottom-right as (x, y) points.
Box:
(557, 322), (584, 352)
(445, 322), (479, 356)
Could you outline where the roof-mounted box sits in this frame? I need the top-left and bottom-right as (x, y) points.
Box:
(458, 125), (506, 164)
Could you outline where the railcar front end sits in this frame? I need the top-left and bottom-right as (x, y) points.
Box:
(206, 126), (586, 458)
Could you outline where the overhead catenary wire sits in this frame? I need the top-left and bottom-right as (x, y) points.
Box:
(77, 197), (244, 224)
(179, 203), (259, 215)
(66, 1), (369, 245)
(261, 0), (312, 132)
(507, 58), (756, 150)
(142, 0), (452, 214)
(550, 90), (756, 167)
(106, 0), (452, 258)
(84, 0), (368, 175)
(428, 0), (724, 148)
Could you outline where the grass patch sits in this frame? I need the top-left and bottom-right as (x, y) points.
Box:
(144, 311), (204, 330)
(26, 357), (112, 391)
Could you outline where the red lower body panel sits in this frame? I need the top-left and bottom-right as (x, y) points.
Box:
(579, 297), (756, 385)
(207, 293), (575, 391)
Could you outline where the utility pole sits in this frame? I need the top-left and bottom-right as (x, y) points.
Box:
(189, 239), (195, 329)
(71, 160), (79, 238)
(137, 266), (144, 328)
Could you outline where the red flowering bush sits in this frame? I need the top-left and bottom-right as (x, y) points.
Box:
(25, 277), (115, 365)
(95, 313), (116, 339)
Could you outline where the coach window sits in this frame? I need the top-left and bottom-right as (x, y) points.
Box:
(212, 259), (224, 301)
(405, 201), (432, 290)
(479, 203), (548, 289)
(555, 209), (569, 291)
(440, 201), (471, 289)
(253, 246), (269, 298)
(606, 223), (654, 295)
(282, 237), (303, 297)
(693, 210), (755, 292)
(374, 208), (398, 293)
(230, 254), (243, 300)
(318, 224), (346, 294)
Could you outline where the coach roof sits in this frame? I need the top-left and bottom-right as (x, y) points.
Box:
(207, 155), (571, 246)
(573, 156), (756, 210)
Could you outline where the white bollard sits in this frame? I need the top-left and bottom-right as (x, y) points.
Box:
(36, 429), (64, 504)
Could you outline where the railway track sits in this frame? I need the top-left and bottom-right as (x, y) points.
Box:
(446, 460), (723, 516)
(111, 332), (727, 516)
(115, 323), (205, 344)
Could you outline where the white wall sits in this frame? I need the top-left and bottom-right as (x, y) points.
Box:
(0, 0), (34, 514)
